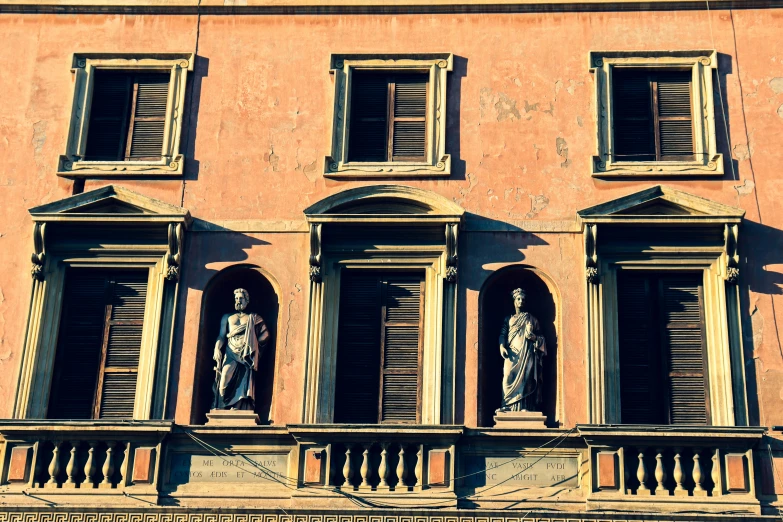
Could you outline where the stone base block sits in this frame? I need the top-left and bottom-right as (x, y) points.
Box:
(206, 409), (260, 426)
(493, 410), (547, 429)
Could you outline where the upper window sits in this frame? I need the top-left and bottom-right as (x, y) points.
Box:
(325, 54), (452, 178)
(589, 51), (723, 177)
(58, 53), (194, 178)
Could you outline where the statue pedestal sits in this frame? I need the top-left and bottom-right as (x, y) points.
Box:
(493, 410), (547, 429)
(205, 409), (260, 426)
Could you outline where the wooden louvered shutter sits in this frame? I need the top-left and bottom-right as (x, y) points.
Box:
(48, 271), (110, 419)
(379, 276), (424, 423)
(348, 73), (389, 162)
(659, 275), (709, 425)
(333, 273), (383, 423)
(84, 72), (133, 161)
(617, 273), (664, 424)
(390, 75), (427, 161)
(126, 74), (169, 160)
(654, 72), (694, 161)
(94, 272), (147, 419)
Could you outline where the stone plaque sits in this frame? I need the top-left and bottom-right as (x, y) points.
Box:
(461, 455), (579, 488)
(168, 453), (289, 485)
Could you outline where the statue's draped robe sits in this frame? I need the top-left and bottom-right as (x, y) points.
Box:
(499, 312), (547, 411)
(216, 313), (269, 409)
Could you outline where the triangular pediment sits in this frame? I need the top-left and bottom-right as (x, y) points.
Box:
(29, 185), (190, 224)
(578, 186), (744, 224)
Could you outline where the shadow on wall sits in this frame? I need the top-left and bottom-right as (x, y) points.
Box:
(477, 265), (558, 428)
(192, 264), (280, 425)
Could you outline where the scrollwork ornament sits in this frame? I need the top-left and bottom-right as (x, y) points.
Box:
(586, 266), (599, 285)
(31, 264), (44, 281)
(165, 265), (180, 282)
(594, 58), (604, 67)
(726, 266), (739, 284)
(445, 266), (458, 283)
(309, 265), (322, 283)
(76, 59), (86, 68)
(699, 57), (712, 66)
(437, 60), (448, 68)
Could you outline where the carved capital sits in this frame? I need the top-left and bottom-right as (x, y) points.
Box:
(724, 223), (740, 284)
(726, 266), (739, 284)
(309, 223), (322, 284)
(586, 266), (599, 285)
(445, 223), (458, 283)
(31, 222), (46, 281)
(585, 224), (599, 285)
(165, 223), (183, 282)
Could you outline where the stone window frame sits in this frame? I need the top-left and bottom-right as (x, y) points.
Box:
(324, 53), (453, 179)
(57, 53), (194, 179)
(579, 186), (747, 426)
(14, 186), (190, 420)
(589, 50), (723, 177)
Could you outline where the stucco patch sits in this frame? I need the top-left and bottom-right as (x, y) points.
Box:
(733, 143), (750, 161)
(526, 194), (549, 219)
(556, 137), (570, 168)
(733, 179), (755, 196)
(770, 77), (783, 94)
(32, 121), (46, 156)
(778, 104), (783, 119)
(494, 92), (521, 122)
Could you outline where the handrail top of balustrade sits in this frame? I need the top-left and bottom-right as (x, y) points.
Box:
(576, 424), (766, 446)
(287, 423), (465, 442)
(0, 419), (173, 438)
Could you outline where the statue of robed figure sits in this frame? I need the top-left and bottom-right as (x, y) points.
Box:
(497, 288), (547, 413)
(212, 288), (270, 411)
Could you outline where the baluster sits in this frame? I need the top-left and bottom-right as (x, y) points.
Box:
(693, 451), (707, 496)
(396, 446), (407, 491)
(63, 441), (79, 488)
(414, 445), (423, 490)
(359, 445), (371, 490)
(711, 449), (721, 496)
(100, 442), (116, 489)
(45, 441), (62, 488)
(673, 450), (687, 496)
(341, 447), (353, 489)
(654, 450), (669, 495)
(83, 442), (97, 489)
(636, 449), (650, 495)
(378, 443), (389, 490)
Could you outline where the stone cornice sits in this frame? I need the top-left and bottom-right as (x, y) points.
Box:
(0, 0), (781, 14)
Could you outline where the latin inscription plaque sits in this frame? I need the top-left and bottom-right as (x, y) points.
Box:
(168, 453), (289, 485)
(462, 455), (579, 488)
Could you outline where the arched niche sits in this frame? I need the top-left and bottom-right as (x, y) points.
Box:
(193, 265), (280, 424)
(478, 265), (560, 428)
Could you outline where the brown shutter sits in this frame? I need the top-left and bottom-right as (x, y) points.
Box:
(617, 273), (664, 424)
(379, 276), (424, 423)
(655, 72), (694, 161)
(127, 73), (169, 160)
(660, 276), (709, 425)
(94, 272), (147, 419)
(612, 70), (655, 161)
(48, 271), (109, 419)
(84, 72), (132, 161)
(333, 273), (383, 423)
(390, 75), (427, 161)
(347, 73), (389, 162)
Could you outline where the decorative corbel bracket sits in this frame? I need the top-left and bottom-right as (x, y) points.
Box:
(309, 223), (323, 283)
(724, 223), (739, 284)
(31, 222), (46, 281)
(165, 223), (183, 281)
(445, 223), (459, 283)
(585, 224), (599, 284)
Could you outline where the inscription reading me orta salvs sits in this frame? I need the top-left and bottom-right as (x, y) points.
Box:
(169, 453), (288, 484)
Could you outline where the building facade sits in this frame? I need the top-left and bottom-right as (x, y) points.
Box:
(0, 1), (782, 520)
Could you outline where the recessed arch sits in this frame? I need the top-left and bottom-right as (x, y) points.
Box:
(477, 264), (562, 428)
(192, 264), (281, 424)
(304, 184), (465, 217)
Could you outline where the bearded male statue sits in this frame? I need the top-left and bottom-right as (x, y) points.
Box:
(212, 288), (269, 411)
(497, 288), (547, 413)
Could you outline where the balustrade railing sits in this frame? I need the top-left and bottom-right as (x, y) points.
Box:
(330, 441), (424, 491)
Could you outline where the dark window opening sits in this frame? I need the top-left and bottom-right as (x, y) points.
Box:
(347, 71), (428, 162)
(617, 271), (710, 425)
(84, 70), (170, 161)
(612, 69), (695, 162)
(48, 268), (147, 419)
(333, 271), (424, 424)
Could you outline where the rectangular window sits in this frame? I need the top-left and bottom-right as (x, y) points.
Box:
(348, 72), (428, 163)
(617, 272), (709, 425)
(333, 271), (424, 424)
(612, 69), (695, 162)
(48, 268), (147, 419)
(84, 70), (170, 161)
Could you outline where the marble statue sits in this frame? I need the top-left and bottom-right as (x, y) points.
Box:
(497, 288), (547, 413)
(212, 288), (270, 410)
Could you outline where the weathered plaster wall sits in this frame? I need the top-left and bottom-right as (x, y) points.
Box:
(0, 9), (782, 428)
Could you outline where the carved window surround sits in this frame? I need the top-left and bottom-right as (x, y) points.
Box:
(578, 186), (747, 426)
(302, 186), (463, 424)
(57, 53), (194, 179)
(15, 186), (191, 420)
(589, 50), (723, 178)
(324, 53), (453, 179)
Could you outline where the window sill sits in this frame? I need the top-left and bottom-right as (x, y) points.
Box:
(57, 155), (184, 178)
(324, 155), (451, 179)
(591, 154), (723, 178)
